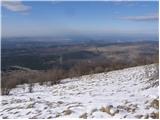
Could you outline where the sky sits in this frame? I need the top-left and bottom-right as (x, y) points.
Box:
(1, 1), (159, 38)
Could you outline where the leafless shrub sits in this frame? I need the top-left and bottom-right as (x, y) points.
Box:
(1, 69), (66, 95)
(1, 52), (158, 95)
(28, 83), (34, 93)
(94, 66), (104, 73)
(1, 72), (19, 95)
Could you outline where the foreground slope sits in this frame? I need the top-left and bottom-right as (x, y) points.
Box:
(0, 64), (159, 119)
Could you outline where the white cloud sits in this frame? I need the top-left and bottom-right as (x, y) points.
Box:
(120, 15), (158, 21)
(2, 1), (30, 12)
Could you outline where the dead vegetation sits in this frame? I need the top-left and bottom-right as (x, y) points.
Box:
(100, 105), (119, 116)
(1, 54), (159, 95)
(1, 69), (66, 95)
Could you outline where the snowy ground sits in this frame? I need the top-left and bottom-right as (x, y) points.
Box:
(0, 64), (159, 119)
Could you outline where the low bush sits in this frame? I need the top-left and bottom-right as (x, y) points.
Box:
(1, 54), (158, 95)
(1, 69), (66, 95)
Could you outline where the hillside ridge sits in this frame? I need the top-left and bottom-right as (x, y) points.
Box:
(1, 64), (159, 119)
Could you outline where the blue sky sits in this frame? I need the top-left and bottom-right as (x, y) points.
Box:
(2, 1), (159, 38)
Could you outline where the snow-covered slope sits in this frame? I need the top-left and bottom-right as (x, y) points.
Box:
(0, 64), (159, 119)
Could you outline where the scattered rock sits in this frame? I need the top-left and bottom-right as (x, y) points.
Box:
(150, 99), (159, 109)
(145, 106), (150, 110)
(55, 113), (61, 118)
(2, 102), (8, 105)
(2, 116), (8, 119)
(63, 109), (72, 115)
(14, 111), (19, 114)
(132, 104), (138, 108)
(90, 108), (98, 115)
(144, 100), (149, 104)
(154, 112), (159, 119)
(46, 102), (53, 107)
(37, 97), (41, 99)
(79, 113), (87, 119)
(31, 113), (41, 119)
(29, 98), (34, 101)
(57, 101), (64, 104)
(126, 107), (131, 112)
(110, 108), (119, 116)
(91, 108), (98, 113)
(36, 110), (42, 113)
(117, 105), (131, 113)
(27, 103), (34, 108)
(130, 94), (135, 97)
(123, 115), (127, 118)
(26, 111), (31, 115)
(131, 108), (136, 113)
(15, 99), (23, 103)
(135, 114), (143, 119)
(150, 112), (159, 119)
(47, 116), (53, 119)
(100, 105), (118, 116)
(143, 114), (149, 119)
(123, 100), (129, 104)
(117, 105), (124, 109)
(100, 106), (109, 113)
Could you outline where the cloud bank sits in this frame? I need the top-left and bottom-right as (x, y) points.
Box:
(120, 15), (158, 21)
(2, 1), (30, 12)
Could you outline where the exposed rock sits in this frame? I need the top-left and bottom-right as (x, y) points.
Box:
(26, 111), (31, 115)
(100, 105), (118, 116)
(150, 112), (159, 119)
(63, 109), (72, 115)
(144, 100), (149, 104)
(47, 116), (53, 119)
(55, 113), (61, 118)
(79, 113), (87, 119)
(143, 114), (149, 119)
(37, 97), (41, 99)
(135, 114), (143, 119)
(145, 106), (150, 110)
(57, 101), (64, 104)
(150, 99), (159, 109)
(27, 103), (34, 108)
(3, 116), (8, 119)
(117, 105), (135, 113)
(91, 108), (98, 113)
(90, 108), (98, 115)
(2, 102), (8, 105)
(110, 108), (119, 116)
(100, 107), (105, 112)
(131, 108), (136, 113)
(123, 115), (127, 118)
(123, 100), (129, 104)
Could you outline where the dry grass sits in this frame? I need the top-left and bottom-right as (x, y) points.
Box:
(1, 69), (66, 95)
(1, 55), (158, 95)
